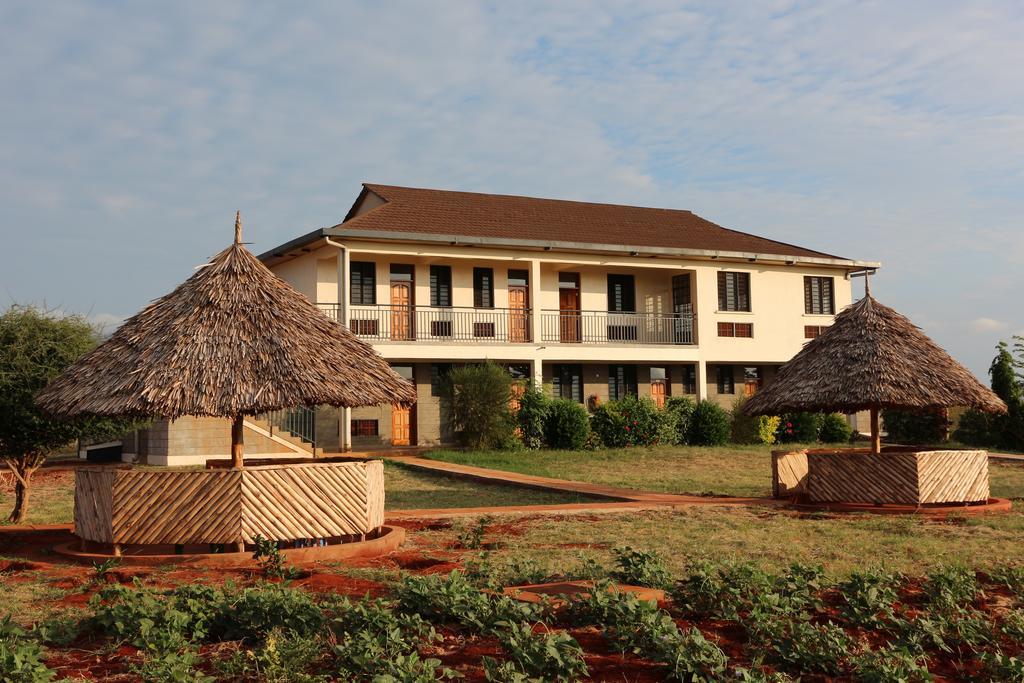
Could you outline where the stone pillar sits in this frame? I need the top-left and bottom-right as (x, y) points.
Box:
(529, 259), (542, 344)
(696, 359), (709, 401)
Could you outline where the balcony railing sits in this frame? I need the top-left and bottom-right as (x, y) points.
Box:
(318, 304), (532, 343)
(540, 308), (695, 345)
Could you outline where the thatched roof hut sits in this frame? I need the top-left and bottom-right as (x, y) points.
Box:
(37, 213), (416, 465)
(743, 292), (1006, 453)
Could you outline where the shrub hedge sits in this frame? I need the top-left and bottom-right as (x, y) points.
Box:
(544, 399), (591, 450)
(689, 401), (732, 446)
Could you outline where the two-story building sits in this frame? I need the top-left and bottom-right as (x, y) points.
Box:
(255, 183), (878, 453)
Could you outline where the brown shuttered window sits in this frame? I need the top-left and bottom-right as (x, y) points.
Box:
(716, 365), (735, 394)
(718, 322), (754, 338)
(350, 262), (376, 305)
(552, 364), (583, 403)
(805, 325), (827, 339)
(718, 272), (751, 311)
(473, 267), (494, 308)
(804, 276), (835, 315)
(351, 419), (378, 437)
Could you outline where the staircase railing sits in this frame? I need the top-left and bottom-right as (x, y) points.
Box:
(260, 406), (317, 451)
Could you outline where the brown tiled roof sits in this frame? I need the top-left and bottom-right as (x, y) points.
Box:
(338, 183), (842, 260)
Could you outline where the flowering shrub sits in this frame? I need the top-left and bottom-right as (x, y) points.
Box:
(591, 395), (672, 448)
(730, 397), (781, 445)
(776, 412), (823, 443)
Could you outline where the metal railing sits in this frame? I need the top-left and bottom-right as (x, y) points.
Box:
(540, 307), (695, 345)
(260, 406), (317, 448)
(318, 304), (532, 343)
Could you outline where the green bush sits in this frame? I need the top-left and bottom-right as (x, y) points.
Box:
(688, 401), (732, 446)
(591, 395), (671, 448)
(543, 399), (590, 449)
(776, 412), (822, 443)
(442, 362), (516, 449)
(0, 615), (55, 683)
(953, 409), (993, 447)
(882, 409), (948, 445)
(819, 414), (853, 444)
(515, 384), (549, 449)
(483, 621), (588, 682)
(664, 397), (696, 445)
(730, 397), (781, 445)
(611, 546), (672, 589)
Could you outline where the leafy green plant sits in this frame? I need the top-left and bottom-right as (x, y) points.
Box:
(980, 650), (1024, 682)
(214, 583), (326, 643)
(688, 400), (732, 446)
(819, 413), (853, 443)
(659, 626), (729, 682)
(129, 646), (214, 683)
(853, 645), (931, 682)
(217, 629), (326, 682)
(483, 621), (587, 682)
(543, 398), (591, 450)
(0, 615), (55, 683)
(442, 361), (516, 449)
(663, 396), (696, 445)
(988, 564), (1024, 597)
(776, 412), (822, 443)
(515, 383), (549, 449)
(730, 397), (779, 445)
(92, 558), (120, 582)
(838, 568), (900, 627)
(1000, 609), (1024, 641)
(457, 516), (494, 550)
(752, 618), (856, 676)
(396, 571), (542, 631)
(672, 560), (773, 620)
(591, 395), (672, 448)
(87, 582), (219, 647)
(252, 535), (299, 580)
(611, 546), (672, 589)
(923, 565), (980, 614)
(882, 409), (949, 445)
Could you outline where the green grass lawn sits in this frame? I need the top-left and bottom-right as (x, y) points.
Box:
(426, 445), (1024, 500)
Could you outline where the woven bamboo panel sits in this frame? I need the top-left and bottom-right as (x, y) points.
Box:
(916, 451), (988, 504)
(771, 450), (808, 499)
(74, 469), (116, 543)
(111, 470), (242, 545)
(74, 461), (386, 547)
(240, 462), (379, 542)
(807, 450), (990, 505)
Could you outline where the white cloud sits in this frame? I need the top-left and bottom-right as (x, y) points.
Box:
(968, 318), (1010, 334)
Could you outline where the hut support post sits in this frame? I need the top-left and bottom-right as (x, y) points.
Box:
(870, 407), (881, 455)
(231, 415), (244, 469)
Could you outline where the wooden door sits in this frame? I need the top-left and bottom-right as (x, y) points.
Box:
(390, 281), (413, 340)
(508, 285), (529, 342)
(391, 404), (411, 446)
(559, 288), (581, 343)
(650, 379), (668, 408)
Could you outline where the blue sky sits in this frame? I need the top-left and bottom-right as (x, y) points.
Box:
(1, 1), (1021, 378)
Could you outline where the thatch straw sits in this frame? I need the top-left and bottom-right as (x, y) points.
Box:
(36, 213), (417, 421)
(742, 294), (1007, 417)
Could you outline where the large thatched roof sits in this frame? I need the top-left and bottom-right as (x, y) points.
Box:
(743, 294), (1006, 416)
(37, 215), (417, 420)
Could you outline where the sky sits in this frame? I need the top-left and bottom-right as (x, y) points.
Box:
(1, 1), (1021, 379)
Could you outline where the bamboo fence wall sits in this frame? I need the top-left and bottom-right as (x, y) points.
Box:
(74, 461), (385, 546)
(795, 449), (989, 505)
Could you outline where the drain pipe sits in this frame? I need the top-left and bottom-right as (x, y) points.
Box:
(324, 237), (352, 452)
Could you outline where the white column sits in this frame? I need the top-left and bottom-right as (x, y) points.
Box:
(529, 258), (542, 344)
(337, 248), (352, 452)
(697, 359), (709, 402)
(532, 359), (544, 390)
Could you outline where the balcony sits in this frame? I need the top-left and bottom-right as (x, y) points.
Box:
(540, 308), (695, 345)
(318, 304), (532, 343)
(318, 304), (695, 346)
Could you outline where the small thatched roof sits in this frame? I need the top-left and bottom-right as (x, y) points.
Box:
(37, 214), (417, 420)
(743, 294), (1007, 416)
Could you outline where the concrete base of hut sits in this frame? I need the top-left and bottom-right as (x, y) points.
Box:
(772, 447), (992, 507)
(53, 525), (405, 567)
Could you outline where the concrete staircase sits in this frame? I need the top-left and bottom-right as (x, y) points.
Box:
(244, 416), (321, 457)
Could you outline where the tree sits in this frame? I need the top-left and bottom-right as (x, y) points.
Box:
(989, 339), (1024, 451)
(0, 306), (138, 522)
(441, 362), (515, 449)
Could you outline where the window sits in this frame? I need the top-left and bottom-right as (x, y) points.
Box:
(649, 367), (667, 381)
(507, 269), (529, 287)
(389, 264), (414, 280)
(351, 419), (378, 437)
(716, 365), (735, 394)
(805, 325), (828, 339)
(473, 267), (494, 308)
(506, 364), (530, 381)
(608, 364), (638, 401)
(804, 276), (835, 315)
(682, 365), (697, 394)
(430, 266), (452, 307)
(718, 322), (753, 338)
(349, 262), (376, 305)
(717, 272), (751, 311)
(552, 364), (583, 402)
(430, 364), (452, 397)
(559, 272), (580, 289)
(607, 274), (636, 312)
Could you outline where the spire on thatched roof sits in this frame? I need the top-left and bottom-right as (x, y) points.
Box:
(743, 295), (1006, 417)
(36, 215), (417, 421)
